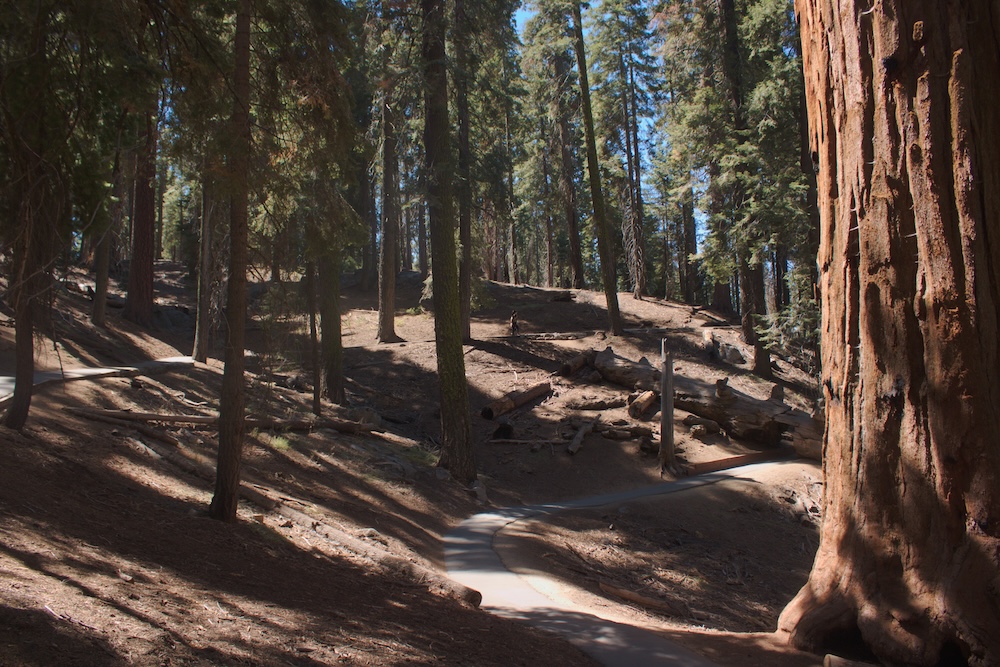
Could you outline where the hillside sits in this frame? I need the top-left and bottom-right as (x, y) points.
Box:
(0, 263), (825, 666)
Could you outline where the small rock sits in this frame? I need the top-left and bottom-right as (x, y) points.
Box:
(434, 467), (451, 481)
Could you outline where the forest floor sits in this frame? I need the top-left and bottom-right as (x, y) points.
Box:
(0, 261), (826, 666)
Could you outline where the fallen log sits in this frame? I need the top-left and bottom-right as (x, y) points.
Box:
(628, 389), (658, 418)
(681, 414), (722, 434)
(594, 423), (653, 438)
(481, 381), (551, 420)
(65, 407), (377, 434)
(592, 347), (660, 391)
(559, 350), (596, 377)
(592, 346), (812, 446)
(564, 396), (627, 410)
(567, 415), (600, 455)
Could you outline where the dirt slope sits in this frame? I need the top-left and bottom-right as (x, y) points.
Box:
(0, 262), (824, 665)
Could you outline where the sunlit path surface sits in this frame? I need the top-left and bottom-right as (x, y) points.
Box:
(446, 463), (794, 666)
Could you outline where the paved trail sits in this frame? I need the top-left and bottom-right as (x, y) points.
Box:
(445, 462), (792, 667)
(0, 356), (195, 406)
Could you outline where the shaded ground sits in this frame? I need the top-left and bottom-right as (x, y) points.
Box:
(0, 262), (824, 665)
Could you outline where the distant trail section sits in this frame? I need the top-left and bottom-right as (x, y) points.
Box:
(0, 356), (195, 407)
(445, 462), (791, 667)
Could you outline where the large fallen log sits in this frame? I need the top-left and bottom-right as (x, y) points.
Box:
(592, 347), (814, 448)
(559, 349), (597, 377)
(481, 382), (551, 420)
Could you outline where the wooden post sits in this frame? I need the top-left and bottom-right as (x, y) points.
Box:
(659, 339), (677, 474)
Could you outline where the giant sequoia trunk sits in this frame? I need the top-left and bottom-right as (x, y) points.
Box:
(779, 3), (1000, 665)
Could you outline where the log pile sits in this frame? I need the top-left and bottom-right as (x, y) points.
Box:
(581, 346), (820, 456)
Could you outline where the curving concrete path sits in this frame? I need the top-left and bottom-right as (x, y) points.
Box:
(445, 463), (791, 666)
(0, 356), (195, 407)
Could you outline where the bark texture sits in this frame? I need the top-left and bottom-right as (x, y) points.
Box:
(422, 0), (476, 484)
(377, 67), (401, 344)
(572, 1), (623, 335)
(209, 0), (251, 522)
(123, 107), (157, 328)
(320, 253), (345, 405)
(553, 52), (585, 289)
(779, 2), (1000, 665)
(192, 171), (213, 363)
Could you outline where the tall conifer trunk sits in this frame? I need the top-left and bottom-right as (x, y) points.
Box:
(780, 2), (1000, 664)
(422, 0), (476, 483)
(123, 106), (157, 327)
(209, 0), (251, 522)
(320, 253), (345, 404)
(455, 0), (474, 341)
(553, 53), (585, 289)
(572, 2), (622, 335)
(377, 70), (401, 344)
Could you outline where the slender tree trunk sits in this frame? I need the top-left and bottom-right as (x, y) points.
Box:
(553, 53), (584, 289)
(319, 253), (345, 404)
(359, 159), (378, 292)
(155, 142), (165, 260)
(772, 246), (789, 310)
(123, 106), (157, 327)
(739, 259), (772, 379)
(209, 0), (251, 522)
(718, 0), (769, 373)
(192, 171), (213, 362)
(403, 205), (413, 271)
(417, 198), (428, 277)
(455, 0), (473, 341)
(422, 0), (476, 484)
(505, 96), (518, 286)
(3, 151), (55, 431)
(542, 144), (554, 288)
(572, 2), (622, 335)
(306, 260), (321, 415)
(378, 75), (401, 343)
(627, 57), (646, 297)
(779, 2), (1000, 665)
(620, 55), (645, 299)
(92, 153), (124, 327)
(682, 184), (697, 303)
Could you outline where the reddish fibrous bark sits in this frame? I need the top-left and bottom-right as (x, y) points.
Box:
(779, 2), (1000, 665)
